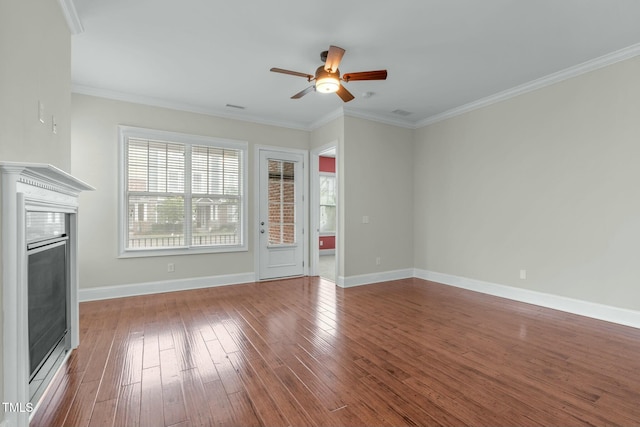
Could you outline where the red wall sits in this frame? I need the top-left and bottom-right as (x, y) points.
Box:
(319, 156), (336, 250)
(319, 235), (335, 250)
(319, 156), (335, 173)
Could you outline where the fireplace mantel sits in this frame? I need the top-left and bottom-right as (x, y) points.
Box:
(1, 162), (93, 427)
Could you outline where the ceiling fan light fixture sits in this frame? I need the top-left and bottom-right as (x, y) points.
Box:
(315, 76), (340, 93)
(270, 46), (387, 102)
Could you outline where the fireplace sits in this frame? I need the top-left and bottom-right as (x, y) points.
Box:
(1, 163), (93, 427)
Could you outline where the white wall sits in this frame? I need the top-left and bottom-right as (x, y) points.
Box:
(414, 55), (640, 311)
(71, 94), (309, 289)
(343, 116), (414, 278)
(0, 0), (71, 420)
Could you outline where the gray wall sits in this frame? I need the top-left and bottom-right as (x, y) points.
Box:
(413, 55), (640, 311)
(0, 0), (71, 417)
(343, 116), (415, 277)
(71, 94), (310, 289)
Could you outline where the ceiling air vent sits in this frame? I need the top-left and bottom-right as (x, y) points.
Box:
(392, 109), (412, 116)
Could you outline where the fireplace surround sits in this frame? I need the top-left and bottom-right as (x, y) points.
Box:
(1, 162), (93, 427)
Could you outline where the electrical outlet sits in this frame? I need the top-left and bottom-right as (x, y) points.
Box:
(376, 257), (381, 265)
(520, 269), (527, 280)
(168, 263), (175, 272)
(52, 115), (57, 134)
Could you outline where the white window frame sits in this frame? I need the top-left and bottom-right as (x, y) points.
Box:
(118, 126), (248, 258)
(319, 171), (336, 235)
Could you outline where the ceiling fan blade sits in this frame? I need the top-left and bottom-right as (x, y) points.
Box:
(324, 45), (345, 73)
(336, 84), (355, 102)
(342, 70), (388, 82)
(271, 68), (314, 80)
(291, 86), (315, 99)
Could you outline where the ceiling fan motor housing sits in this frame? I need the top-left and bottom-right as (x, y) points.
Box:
(315, 66), (341, 93)
(315, 65), (339, 80)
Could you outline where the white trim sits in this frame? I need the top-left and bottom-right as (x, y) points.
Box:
(308, 107), (345, 130)
(57, 0), (84, 35)
(73, 85), (309, 131)
(75, 267), (640, 328)
(343, 107), (415, 129)
(337, 268), (414, 288)
(311, 141), (339, 281)
(74, 43), (640, 132)
(414, 269), (640, 330)
(309, 106), (416, 131)
(416, 42), (640, 128)
(79, 272), (255, 302)
(309, 150), (320, 277)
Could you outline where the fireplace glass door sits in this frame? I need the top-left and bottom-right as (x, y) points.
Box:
(26, 211), (71, 403)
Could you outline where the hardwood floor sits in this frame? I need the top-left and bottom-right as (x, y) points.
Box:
(31, 277), (640, 426)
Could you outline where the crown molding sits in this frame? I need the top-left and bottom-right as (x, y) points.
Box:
(308, 107), (344, 130)
(72, 84), (310, 131)
(309, 107), (417, 131)
(57, 0), (84, 35)
(343, 108), (416, 129)
(417, 42), (640, 128)
(73, 42), (640, 133)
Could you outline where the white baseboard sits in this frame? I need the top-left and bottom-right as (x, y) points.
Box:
(78, 267), (640, 330)
(79, 272), (255, 302)
(337, 268), (414, 288)
(414, 269), (640, 329)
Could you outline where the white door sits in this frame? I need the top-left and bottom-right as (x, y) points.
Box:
(258, 149), (305, 280)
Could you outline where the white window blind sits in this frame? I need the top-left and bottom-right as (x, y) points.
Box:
(120, 127), (247, 255)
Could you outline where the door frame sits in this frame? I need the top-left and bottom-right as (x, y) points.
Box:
(310, 141), (338, 280)
(254, 145), (309, 281)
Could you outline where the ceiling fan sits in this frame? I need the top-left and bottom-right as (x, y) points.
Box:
(270, 45), (388, 102)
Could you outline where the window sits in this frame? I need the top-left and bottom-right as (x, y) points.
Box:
(119, 126), (247, 256)
(319, 173), (336, 233)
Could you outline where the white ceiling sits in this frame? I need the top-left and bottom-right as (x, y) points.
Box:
(70, 0), (640, 130)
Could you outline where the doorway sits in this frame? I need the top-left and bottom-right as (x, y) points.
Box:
(311, 143), (338, 283)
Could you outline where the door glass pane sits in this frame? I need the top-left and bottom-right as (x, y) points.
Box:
(268, 159), (296, 245)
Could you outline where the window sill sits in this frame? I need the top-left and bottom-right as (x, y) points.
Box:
(118, 244), (248, 258)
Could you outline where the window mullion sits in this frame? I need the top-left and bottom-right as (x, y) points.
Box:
(185, 144), (192, 247)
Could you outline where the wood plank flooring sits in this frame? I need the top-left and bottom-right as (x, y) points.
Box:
(31, 277), (640, 426)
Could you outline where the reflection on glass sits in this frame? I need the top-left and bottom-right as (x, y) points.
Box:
(26, 212), (66, 242)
